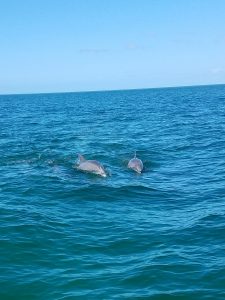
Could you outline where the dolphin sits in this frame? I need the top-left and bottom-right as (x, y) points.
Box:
(75, 154), (107, 177)
(128, 152), (143, 173)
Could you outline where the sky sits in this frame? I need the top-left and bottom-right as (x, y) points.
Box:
(0, 0), (225, 94)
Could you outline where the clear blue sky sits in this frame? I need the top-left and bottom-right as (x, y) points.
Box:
(0, 0), (225, 94)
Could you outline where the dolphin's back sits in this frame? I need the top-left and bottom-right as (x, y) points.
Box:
(128, 157), (143, 172)
(78, 160), (102, 172)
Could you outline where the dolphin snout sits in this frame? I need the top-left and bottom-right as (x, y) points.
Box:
(136, 167), (142, 173)
(99, 169), (107, 177)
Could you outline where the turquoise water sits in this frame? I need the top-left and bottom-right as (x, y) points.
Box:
(1, 85), (225, 299)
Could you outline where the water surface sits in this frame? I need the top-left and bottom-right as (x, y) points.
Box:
(1, 85), (225, 299)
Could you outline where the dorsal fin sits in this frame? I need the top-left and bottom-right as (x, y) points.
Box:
(134, 151), (137, 158)
(78, 154), (85, 163)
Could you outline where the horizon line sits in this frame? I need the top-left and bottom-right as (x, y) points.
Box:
(1, 82), (225, 96)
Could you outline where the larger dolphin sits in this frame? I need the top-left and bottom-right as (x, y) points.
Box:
(128, 152), (143, 173)
(75, 154), (107, 177)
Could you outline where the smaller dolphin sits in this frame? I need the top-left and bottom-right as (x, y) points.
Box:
(128, 152), (143, 174)
(75, 154), (107, 177)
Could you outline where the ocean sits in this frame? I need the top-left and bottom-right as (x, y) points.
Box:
(0, 85), (225, 299)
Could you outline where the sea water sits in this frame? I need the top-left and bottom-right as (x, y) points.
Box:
(1, 85), (225, 299)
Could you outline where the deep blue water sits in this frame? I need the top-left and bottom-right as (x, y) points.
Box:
(1, 85), (225, 299)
